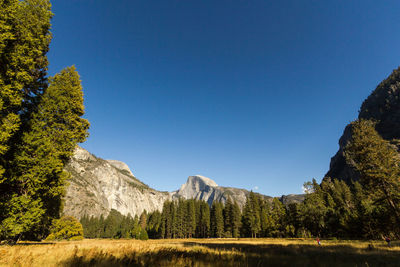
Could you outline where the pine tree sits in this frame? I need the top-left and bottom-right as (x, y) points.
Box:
(0, 0), (52, 180)
(139, 210), (147, 229)
(231, 201), (241, 238)
(199, 201), (210, 238)
(319, 178), (354, 237)
(241, 192), (262, 238)
(185, 200), (196, 238)
(173, 199), (185, 238)
(260, 200), (271, 237)
(270, 198), (286, 237)
(161, 200), (174, 239)
(210, 202), (224, 238)
(285, 203), (301, 238)
(146, 210), (162, 239)
(241, 195), (254, 237)
(0, 0), (53, 242)
(299, 179), (327, 237)
(344, 119), (400, 228)
(223, 197), (233, 237)
(0, 67), (89, 240)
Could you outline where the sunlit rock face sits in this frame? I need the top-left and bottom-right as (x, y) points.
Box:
(63, 147), (170, 219)
(325, 67), (400, 183)
(172, 175), (265, 208)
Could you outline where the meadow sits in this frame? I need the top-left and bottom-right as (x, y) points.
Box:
(0, 238), (399, 267)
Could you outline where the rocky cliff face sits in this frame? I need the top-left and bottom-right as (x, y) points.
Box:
(326, 66), (400, 182)
(63, 147), (170, 219)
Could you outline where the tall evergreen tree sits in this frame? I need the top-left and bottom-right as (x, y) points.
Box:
(270, 197), (286, 237)
(299, 179), (327, 237)
(185, 200), (196, 238)
(241, 195), (254, 237)
(231, 201), (241, 238)
(210, 202), (224, 238)
(223, 197), (233, 237)
(198, 201), (210, 238)
(1, 66), (89, 240)
(146, 210), (162, 239)
(242, 192), (261, 238)
(0, 0), (52, 178)
(344, 119), (400, 230)
(139, 210), (147, 229)
(0, 0), (53, 242)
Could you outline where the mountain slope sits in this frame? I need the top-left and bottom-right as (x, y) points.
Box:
(63, 147), (170, 219)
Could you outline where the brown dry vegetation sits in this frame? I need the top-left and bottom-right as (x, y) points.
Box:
(0, 238), (399, 267)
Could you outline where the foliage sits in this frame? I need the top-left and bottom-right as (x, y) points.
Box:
(344, 119), (400, 233)
(0, 1), (89, 242)
(45, 216), (83, 241)
(80, 209), (148, 240)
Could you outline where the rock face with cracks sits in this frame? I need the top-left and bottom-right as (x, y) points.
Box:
(63, 147), (170, 219)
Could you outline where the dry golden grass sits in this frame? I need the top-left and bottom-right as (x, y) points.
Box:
(1, 238), (399, 267)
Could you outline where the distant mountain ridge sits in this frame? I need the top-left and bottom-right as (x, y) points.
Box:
(63, 148), (304, 219)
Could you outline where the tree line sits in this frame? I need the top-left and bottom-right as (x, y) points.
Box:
(80, 210), (148, 240)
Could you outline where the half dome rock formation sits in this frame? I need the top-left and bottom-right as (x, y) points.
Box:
(326, 66), (400, 182)
(172, 175), (268, 208)
(63, 147), (170, 219)
(175, 175), (219, 200)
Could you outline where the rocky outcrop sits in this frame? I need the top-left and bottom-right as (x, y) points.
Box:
(325, 66), (400, 182)
(63, 147), (170, 219)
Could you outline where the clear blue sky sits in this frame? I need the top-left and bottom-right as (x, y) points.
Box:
(48, 0), (400, 196)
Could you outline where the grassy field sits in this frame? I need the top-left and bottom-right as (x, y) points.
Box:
(0, 238), (399, 267)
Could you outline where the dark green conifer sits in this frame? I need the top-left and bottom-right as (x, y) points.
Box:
(210, 202), (224, 238)
(344, 119), (400, 227)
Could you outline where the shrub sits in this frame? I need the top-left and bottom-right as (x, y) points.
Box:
(46, 216), (84, 241)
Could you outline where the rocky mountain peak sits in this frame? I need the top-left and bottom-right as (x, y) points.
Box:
(107, 160), (135, 177)
(184, 175), (218, 188)
(72, 146), (96, 161)
(176, 175), (218, 200)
